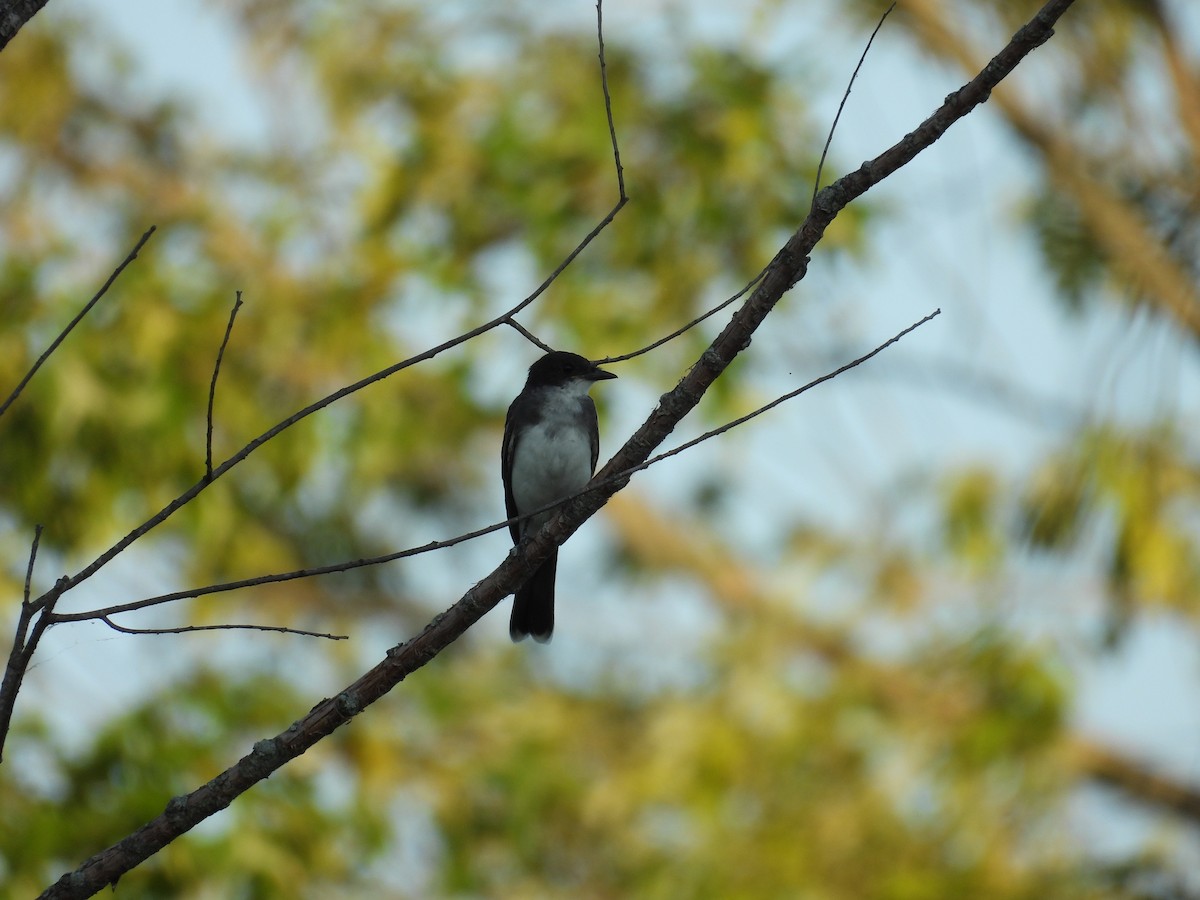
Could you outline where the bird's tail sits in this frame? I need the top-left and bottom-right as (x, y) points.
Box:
(509, 551), (557, 643)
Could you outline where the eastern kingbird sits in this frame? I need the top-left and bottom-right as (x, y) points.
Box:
(502, 350), (616, 642)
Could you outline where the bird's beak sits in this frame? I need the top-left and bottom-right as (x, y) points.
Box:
(589, 364), (617, 381)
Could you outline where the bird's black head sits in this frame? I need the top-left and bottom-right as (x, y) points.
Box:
(525, 351), (617, 388)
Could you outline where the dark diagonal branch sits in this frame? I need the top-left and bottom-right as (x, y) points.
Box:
(0, 226), (156, 421)
(0, 0), (52, 53)
(39, 2), (1075, 895)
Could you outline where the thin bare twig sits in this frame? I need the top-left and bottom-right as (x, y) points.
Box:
(0, 574), (64, 764)
(634, 309), (941, 468)
(806, 348), (1088, 429)
(500, 1), (628, 355)
(23, 524), (43, 605)
(206, 292), (244, 481)
(596, 0), (626, 200)
(0, 226), (156, 421)
(99, 616), (346, 641)
(503, 317), (554, 353)
(810, 4), (896, 212)
(600, 265), (768, 364)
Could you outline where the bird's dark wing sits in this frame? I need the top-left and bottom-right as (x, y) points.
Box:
(586, 396), (600, 473)
(501, 397), (523, 544)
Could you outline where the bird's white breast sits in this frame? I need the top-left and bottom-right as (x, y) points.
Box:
(510, 382), (596, 534)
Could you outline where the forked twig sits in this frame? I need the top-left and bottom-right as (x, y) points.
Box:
(810, 4), (896, 211)
(503, 317), (554, 353)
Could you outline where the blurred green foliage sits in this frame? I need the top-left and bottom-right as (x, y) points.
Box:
(2, 673), (390, 898)
(0, 0), (1197, 896)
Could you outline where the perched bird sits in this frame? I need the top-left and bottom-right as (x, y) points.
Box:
(502, 350), (616, 642)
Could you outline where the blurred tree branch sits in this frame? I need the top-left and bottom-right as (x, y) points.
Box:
(902, 0), (1200, 339)
(609, 492), (1200, 829)
(1072, 738), (1200, 825)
